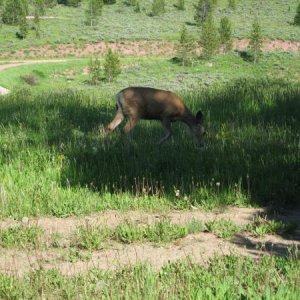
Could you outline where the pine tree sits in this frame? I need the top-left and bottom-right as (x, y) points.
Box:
(200, 15), (219, 59)
(176, 25), (196, 66)
(18, 14), (28, 39)
(219, 17), (233, 52)
(176, 0), (185, 11)
(228, 0), (236, 10)
(89, 56), (102, 85)
(86, 0), (103, 26)
(134, 1), (140, 13)
(294, 2), (300, 26)
(151, 0), (165, 16)
(194, 0), (213, 26)
(2, 0), (29, 25)
(104, 48), (121, 82)
(249, 19), (263, 63)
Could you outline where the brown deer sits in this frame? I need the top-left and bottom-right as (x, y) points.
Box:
(106, 87), (205, 146)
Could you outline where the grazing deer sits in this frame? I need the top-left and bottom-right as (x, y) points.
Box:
(106, 87), (205, 146)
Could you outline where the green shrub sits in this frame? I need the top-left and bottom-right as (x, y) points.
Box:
(151, 0), (165, 16)
(219, 16), (233, 52)
(104, 48), (121, 82)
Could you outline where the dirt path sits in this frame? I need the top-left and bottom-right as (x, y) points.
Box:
(0, 59), (70, 95)
(1, 207), (299, 276)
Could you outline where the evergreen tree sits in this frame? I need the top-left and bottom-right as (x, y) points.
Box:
(134, 1), (140, 13)
(151, 0), (165, 16)
(176, 0), (185, 11)
(228, 0), (236, 10)
(2, 0), (29, 25)
(85, 0), (103, 26)
(194, 0), (213, 26)
(89, 56), (102, 85)
(103, 0), (116, 3)
(294, 2), (300, 26)
(219, 16), (233, 52)
(249, 19), (263, 63)
(176, 25), (196, 66)
(200, 15), (219, 59)
(18, 14), (28, 39)
(104, 48), (121, 82)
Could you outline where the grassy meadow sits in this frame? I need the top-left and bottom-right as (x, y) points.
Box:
(0, 1), (300, 298)
(1, 256), (299, 299)
(0, 75), (299, 217)
(0, 0), (300, 53)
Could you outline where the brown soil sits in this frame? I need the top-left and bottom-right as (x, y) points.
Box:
(1, 39), (299, 60)
(0, 207), (299, 277)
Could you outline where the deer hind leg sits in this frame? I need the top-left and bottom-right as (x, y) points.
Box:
(106, 109), (124, 132)
(123, 117), (139, 134)
(159, 118), (172, 145)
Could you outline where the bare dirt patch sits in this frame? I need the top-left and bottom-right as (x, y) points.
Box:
(0, 207), (299, 276)
(0, 39), (299, 60)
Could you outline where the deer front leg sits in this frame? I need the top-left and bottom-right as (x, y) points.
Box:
(106, 109), (124, 133)
(159, 118), (172, 145)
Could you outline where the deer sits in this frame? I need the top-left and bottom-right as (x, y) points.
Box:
(105, 87), (205, 146)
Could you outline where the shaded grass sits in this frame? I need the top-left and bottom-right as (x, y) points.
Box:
(0, 255), (299, 299)
(0, 78), (299, 217)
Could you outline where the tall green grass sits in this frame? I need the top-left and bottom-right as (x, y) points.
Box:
(0, 78), (299, 217)
(0, 255), (299, 299)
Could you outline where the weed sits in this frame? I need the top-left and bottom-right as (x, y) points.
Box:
(206, 219), (240, 239)
(0, 226), (43, 249)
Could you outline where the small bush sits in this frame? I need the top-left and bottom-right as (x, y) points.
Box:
(219, 16), (233, 52)
(294, 3), (300, 26)
(88, 56), (102, 85)
(151, 0), (165, 16)
(21, 74), (38, 85)
(104, 48), (121, 82)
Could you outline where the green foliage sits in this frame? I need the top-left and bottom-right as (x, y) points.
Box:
(151, 0), (165, 16)
(206, 219), (240, 239)
(194, 0), (213, 26)
(134, 1), (140, 13)
(219, 16), (233, 52)
(72, 224), (110, 250)
(0, 226), (43, 248)
(104, 48), (121, 82)
(85, 0), (103, 26)
(0, 58), (299, 217)
(58, 0), (82, 6)
(176, 24), (196, 66)
(88, 56), (102, 84)
(0, 256), (299, 299)
(200, 15), (219, 59)
(18, 15), (29, 39)
(103, 0), (116, 4)
(245, 216), (296, 237)
(113, 219), (205, 243)
(33, 0), (45, 15)
(175, 0), (185, 11)
(44, 0), (57, 8)
(124, 0), (137, 5)
(294, 2), (300, 25)
(228, 0), (236, 10)
(2, 0), (28, 25)
(249, 19), (263, 63)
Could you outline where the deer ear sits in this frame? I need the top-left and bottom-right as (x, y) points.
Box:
(196, 111), (203, 124)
